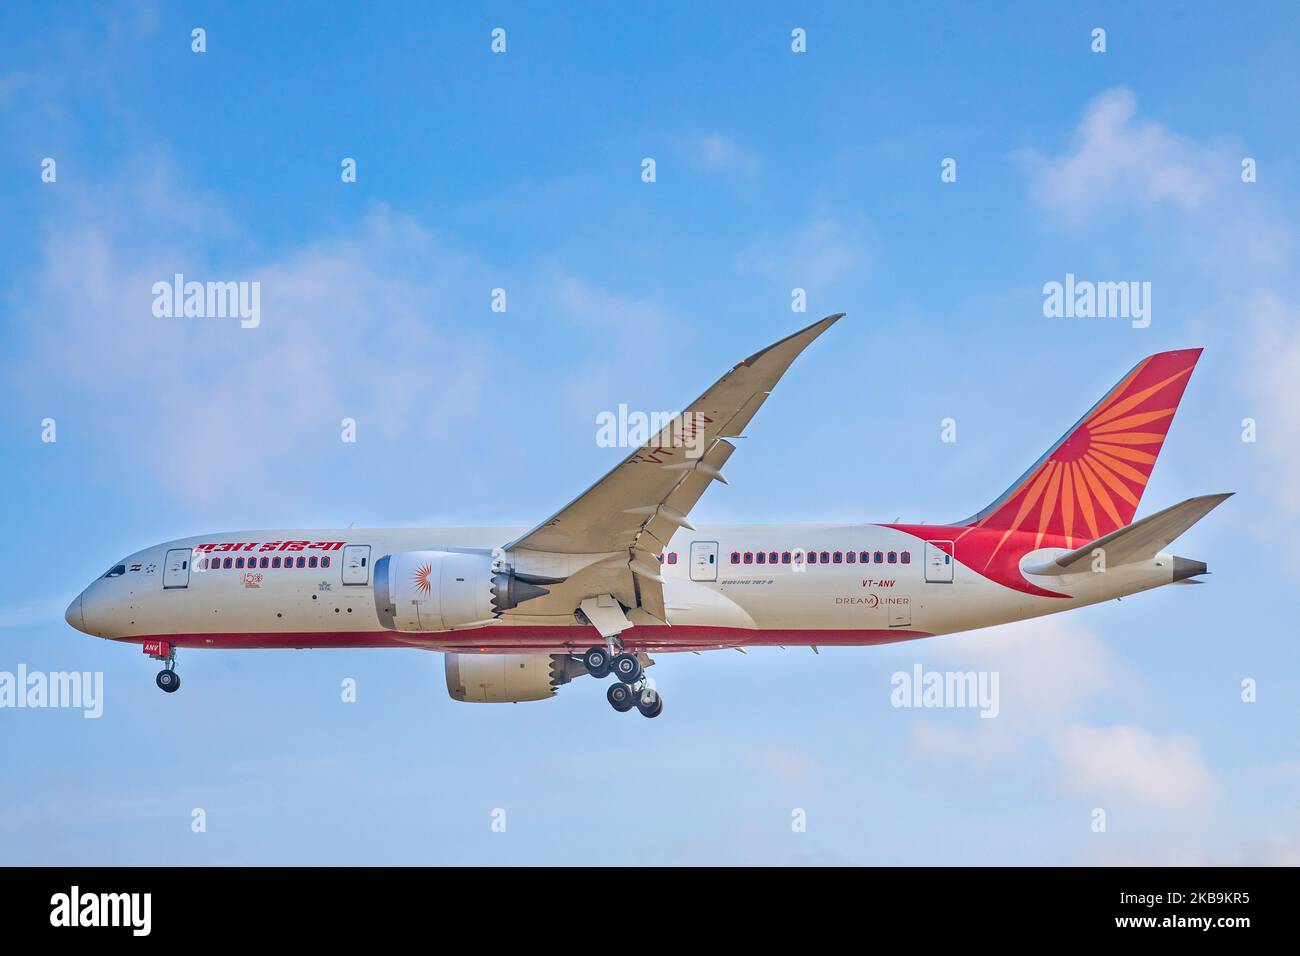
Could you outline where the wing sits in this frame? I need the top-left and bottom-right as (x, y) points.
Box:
(503, 314), (843, 623)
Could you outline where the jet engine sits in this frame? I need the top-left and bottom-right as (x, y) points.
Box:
(444, 653), (586, 703)
(373, 550), (550, 632)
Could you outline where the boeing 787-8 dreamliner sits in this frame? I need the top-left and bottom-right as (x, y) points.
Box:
(65, 316), (1228, 717)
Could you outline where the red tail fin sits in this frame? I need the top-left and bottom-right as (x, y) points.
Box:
(964, 349), (1202, 548)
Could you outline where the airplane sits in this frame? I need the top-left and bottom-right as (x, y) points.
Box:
(65, 315), (1230, 718)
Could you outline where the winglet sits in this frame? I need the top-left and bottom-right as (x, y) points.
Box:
(740, 313), (844, 368)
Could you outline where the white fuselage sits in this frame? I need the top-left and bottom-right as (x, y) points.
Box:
(66, 523), (1179, 654)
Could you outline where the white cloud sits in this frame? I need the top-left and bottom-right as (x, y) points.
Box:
(1023, 89), (1300, 529)
(5, 156), (683, 510)
(910, 719), (1021, 767)
(1052, 723), (1216, 812)
(1239, 294), (1300, 519)
(6, 177), (495, 505)
(1021, 87), (1293, 287)
(537, 271), (684, 426)
(1017, 87), (1223, 222)
(551, 273), (672, 335)
(690, 134), (761, 179)
(910, 619), (1217, 814)
(0, 596), (70, 630)
(740, 217), (873, 291)
(936, 616), (1130, 721)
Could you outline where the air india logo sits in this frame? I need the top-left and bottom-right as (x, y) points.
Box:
(973, 354), (1196, 550)
(413, 563), (434, 594)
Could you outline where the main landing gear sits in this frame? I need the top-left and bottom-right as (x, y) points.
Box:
(150, 644), (181, 694)
(583, 645), (662, 718)
(581, 646), (610, 679)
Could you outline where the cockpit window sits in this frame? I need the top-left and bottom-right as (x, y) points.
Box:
(103, 565), (127, 578)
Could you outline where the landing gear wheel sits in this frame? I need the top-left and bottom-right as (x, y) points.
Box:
(582, 646), (611, 679)
(612, 653), (642, 684)
(156, 669), (181, 693)
(607, 682), (635, 712)
(636, 688), (663, 718)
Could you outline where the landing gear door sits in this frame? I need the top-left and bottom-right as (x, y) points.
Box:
(163, 548), (192, 589)
(342, 545), (371, 586)
(689, 541), (718, 582)
(925, 541), (954, 583)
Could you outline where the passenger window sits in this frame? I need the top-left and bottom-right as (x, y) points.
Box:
(296, 557), (306, 568)
(888, 551), (897, 563)
(309, 556), (318, 568)
(756, 552), (766, 564)
(873, 551), (883, 564)
(860, 551), (869, 563)
(781, 551), (791, 564)
(846, 551), (856, 563)
(833, 551), (843, 563)
(235, 557), (245, 569)
(260, 557), (269, 569)
(667, 553), (677, 565)
(731, 551), (740, 564)
(223, 558), (233, 569)
(272, 557), (281, 568)
(901, 552), (911, 564)
(322, 557), (330, 568)
(820, 551), (830, 563)
(743, 552), (753, 564)
(807, 551), (817, 564)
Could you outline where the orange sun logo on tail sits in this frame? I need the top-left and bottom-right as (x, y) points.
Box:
(971, 348), (1202, 553)
(887, 348), (1204, 599)
(413, 563), (434, 594)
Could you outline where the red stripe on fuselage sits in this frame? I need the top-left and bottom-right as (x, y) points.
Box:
(116, 624), (934, 654)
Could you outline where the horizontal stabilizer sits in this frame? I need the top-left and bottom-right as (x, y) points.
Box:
(1023, 493), (1232, 576)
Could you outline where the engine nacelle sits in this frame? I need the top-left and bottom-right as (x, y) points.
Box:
(374, 551), (551, 632)
(445, 653), (584, 703)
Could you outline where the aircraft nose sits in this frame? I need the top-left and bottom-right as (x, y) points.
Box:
(65, 593), (86, 633)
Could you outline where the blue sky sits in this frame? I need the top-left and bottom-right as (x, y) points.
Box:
(2, 1), (1298, 864)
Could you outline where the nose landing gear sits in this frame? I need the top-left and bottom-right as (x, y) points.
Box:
(146, 642), (181, 694)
